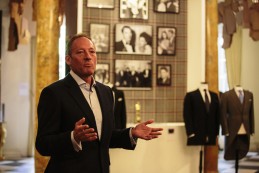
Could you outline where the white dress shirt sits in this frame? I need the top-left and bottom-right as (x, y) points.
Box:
(199, 84), (211, 103)
(69, 70), (136, 151)
(69, 70), (102, 151)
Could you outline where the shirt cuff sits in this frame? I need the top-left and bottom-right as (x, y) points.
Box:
(71, 131), (82, 152)
(129, 128), (138, 146)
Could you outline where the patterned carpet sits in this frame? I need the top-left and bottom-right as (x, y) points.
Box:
(218, 152), (259, 173)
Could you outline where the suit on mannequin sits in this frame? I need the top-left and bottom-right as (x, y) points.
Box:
(112, 86), (127, 129)
(220, 86), (254, 160)
(183, 83), (220, 145)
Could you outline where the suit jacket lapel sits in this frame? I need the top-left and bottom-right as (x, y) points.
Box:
(243, 90), (249, 105)
(63, 74), (97, 128)
(94, 83), (109, 141)
(229, 89), (243, 113)
(242, 90), (250, 111)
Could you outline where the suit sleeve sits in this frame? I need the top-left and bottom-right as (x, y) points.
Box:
(109, 128), (135, 150)
(183, 93), (194, 136)
(249, 92), (255, 134)
(213, 93), (220, 136)
(36, 87), (75, 157)
(220, 93), (229, 135)
(120, 91), (127, 129)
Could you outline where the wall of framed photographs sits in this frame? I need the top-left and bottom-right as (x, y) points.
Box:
(82, 0), (186, 122)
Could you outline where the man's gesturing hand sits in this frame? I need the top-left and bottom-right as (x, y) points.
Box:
(73, 117), (98, 143)
(131, 119), (163, 140)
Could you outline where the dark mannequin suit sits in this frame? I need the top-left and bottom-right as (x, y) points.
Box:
(36, 74), (135, 173)
(112, 87), (127, 129)
(220, 89), (254, 160)
(183, 89), (220, 145)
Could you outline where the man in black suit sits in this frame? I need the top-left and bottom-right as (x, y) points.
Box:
(115, 25), (136, 53)
(35, 33), (163, 173)
(157, 66), (171, 86)
(142, 63), (152, 87)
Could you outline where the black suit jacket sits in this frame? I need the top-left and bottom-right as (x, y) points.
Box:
(36, 74), (135, 173)
(115, 40), (135, 52)
(115, 40), (126, 52)
(183, 89), (220, 145)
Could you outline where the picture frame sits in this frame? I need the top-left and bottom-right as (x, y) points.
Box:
(119, 0), (148, 19)
(157, 26), (176, 56)
(0, 10), (2, 59)
(94, 63), (110, 84)
(115, 24), (152, 55)
(90, 23), (110, 53)
(115, 59), (152, 90)
(154, 0), (179, 14)
(86, 0), (115, 9)
(156, 64), (172, 86)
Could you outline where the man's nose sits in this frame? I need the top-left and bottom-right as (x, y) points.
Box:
(83, 56), (91, 60)
(83, 51), (92, 59)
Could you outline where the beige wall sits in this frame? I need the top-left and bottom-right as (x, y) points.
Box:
(1, 0), (35, 158)
(241, 29), (259, 151)
(187, 1), (206, 91)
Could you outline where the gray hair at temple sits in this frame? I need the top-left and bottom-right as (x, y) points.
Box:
(65, 33), (94, 56)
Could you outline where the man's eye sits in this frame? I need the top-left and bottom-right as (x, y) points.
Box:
(77, 50), (84, 54)
(90, 50), (96, 54)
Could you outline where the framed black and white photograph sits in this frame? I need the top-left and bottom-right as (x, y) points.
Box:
(86, 0), (114, 9)
(156, 64), (171, 86)
(120, 0), (148, 19)
(154, 0), (179, 13)
(115, 60), (152, 90)
(115, 24), (152, 55)
(94, 63), (110, 84)
(157, 26), (176, 56)
(0, 10), (2, 59)
(90, 23), (110, 53)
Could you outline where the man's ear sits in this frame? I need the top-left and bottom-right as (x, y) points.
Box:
(65, 55), (71, 65)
